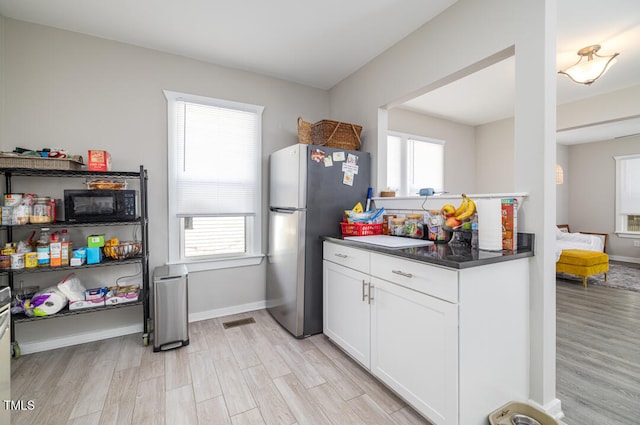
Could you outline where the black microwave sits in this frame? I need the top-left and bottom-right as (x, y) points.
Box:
(64, 189), (137, 223)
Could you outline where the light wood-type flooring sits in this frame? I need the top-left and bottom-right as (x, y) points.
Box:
(10, 309), (432, 425)
(556, 279), (640, 425)
(10, 280), (640, 425)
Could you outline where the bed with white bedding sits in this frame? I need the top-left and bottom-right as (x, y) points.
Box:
(555, 226), (606, 261)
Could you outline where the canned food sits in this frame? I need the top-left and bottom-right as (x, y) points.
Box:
(10, 253), (25, 269)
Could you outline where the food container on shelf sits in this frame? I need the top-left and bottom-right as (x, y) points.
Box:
(4, 194), (23, 206)
(30, 197), (53, 224)
(85, 180), (127, 190)
(13, 203), (31, 225)
(405, 214), (425, 239)
(390, 218), (407, 236)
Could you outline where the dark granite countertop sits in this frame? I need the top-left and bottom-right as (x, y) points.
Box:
(323, 233), (534, 270)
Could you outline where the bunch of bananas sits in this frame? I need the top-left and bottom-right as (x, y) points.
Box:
(453, 194), (476, 221)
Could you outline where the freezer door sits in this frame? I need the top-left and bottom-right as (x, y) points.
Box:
(269, 144), (307, 209)
(266, 208), (306, 337)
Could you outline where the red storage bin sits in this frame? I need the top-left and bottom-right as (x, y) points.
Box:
(340, 222), (383, 236)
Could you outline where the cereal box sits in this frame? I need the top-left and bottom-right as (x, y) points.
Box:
(87, 150), (112, 171)
(501, 198), (517, 251)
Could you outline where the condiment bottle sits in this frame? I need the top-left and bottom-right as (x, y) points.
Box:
(36, 228), (51, 266)
(60, 229), (71, 266)
(49, 232), (62, 267)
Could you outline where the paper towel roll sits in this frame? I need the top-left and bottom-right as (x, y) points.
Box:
(476, 199), (503, 251)
(27, 286), (68, 317)
(57, 273), (87, 302)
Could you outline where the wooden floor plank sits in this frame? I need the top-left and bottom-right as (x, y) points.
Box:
(242, 364), (296, 425)
(165, 385), (198, 425)
(195, 395), (232, 425)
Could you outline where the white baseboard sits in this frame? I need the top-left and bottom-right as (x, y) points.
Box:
(19, 324), (143, 355)
(188, 300), (267, 323)
(609, 255), (640, 264)
(528, 397), (564, 420)
(17, 301), (267, 355)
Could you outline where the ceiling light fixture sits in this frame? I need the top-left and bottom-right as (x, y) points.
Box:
(558, 45), (619, 85)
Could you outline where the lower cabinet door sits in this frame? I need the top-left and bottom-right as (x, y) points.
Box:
(370, 277), (459, 425)
(323, 260), (371, 368)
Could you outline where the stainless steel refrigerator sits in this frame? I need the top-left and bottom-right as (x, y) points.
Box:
(267, 143), (370, 337)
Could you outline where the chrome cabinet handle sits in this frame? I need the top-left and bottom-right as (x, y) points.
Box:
(334, 253), (348, 258)
(362, 280), (367, 302)
(392, 270), (413, 278)
(368, 284), (374, 304)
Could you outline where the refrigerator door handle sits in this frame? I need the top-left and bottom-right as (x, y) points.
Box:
(269, 207), (299, 214)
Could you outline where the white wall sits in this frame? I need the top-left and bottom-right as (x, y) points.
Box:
(0, 17), (330, 350)
(388, 108), (476, 194)
(475, 117), (514, 193)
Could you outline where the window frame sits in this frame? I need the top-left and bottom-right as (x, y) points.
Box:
(614, 153), (640, 238)
(164, 90), (264, 271)
(386, 131), (445, 197)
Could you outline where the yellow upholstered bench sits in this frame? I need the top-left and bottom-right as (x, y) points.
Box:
(556, 249), (609, 288)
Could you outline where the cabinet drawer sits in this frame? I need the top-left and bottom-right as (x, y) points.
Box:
(323, 242), (369, 273)
(370, 253), (458, 303)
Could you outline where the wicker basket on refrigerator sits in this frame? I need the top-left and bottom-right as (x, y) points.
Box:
(297, 117), (362, 151)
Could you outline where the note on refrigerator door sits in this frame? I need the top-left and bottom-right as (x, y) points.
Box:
(323, 156), (333, 167)
(333, 151), (345, 162)
(343, 171), (354, 186)
(341, 162), (358, 175)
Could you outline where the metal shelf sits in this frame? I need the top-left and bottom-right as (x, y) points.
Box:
(1, 165), (150, 356)
(0, 167), (143, 179)
(1, 219), (145, 229)
(0, 255), (143, 275)
(12, 299), (143, 323)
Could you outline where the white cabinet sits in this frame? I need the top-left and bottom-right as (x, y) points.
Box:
(322, 243), (371, 367)
(322, 241), (530, 425)
(370, 276), (458, 425)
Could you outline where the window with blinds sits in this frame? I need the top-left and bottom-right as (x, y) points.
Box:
(164, 90), (264, 265)
(614, 154), (640, 236)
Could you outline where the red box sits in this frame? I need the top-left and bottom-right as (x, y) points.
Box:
(87, 150), (112, 171)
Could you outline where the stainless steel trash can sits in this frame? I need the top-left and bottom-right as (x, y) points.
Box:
(153, 264), (189, 352)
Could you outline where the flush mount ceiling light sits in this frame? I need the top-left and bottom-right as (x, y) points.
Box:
(558, 45), (619, 85)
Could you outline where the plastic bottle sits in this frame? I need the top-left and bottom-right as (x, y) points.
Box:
(471, 215), (479, 250)
(60, 229), (71, 266)
(36, 228), (51, 266)
(50, 232), (61, 267)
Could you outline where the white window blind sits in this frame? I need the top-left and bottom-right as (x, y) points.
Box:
(165, 90), (264, 268)
(614, 154), (640, 235)
(174, 101), (261, 216)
